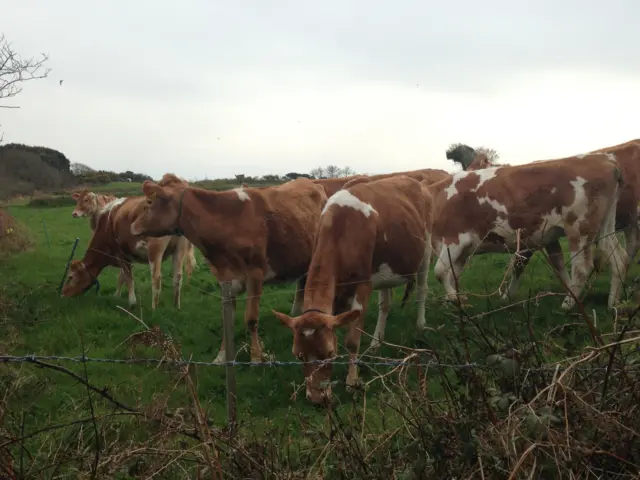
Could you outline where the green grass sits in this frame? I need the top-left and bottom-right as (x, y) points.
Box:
(1, 202), (638, 475)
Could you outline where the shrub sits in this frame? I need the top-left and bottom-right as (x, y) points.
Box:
(0, 209), (33, 260)
(27, 195), (76, 208)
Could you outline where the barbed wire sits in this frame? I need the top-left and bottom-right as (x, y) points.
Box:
(1, 353), (634, 372)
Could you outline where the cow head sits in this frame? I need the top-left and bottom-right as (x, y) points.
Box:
(272, 308), (361, 404)
(71, 190), (97, 218)
(61, 260), (97, 297)
(130, 180), (185, 237)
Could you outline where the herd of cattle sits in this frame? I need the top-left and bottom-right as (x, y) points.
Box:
(61, 139), (640, 403)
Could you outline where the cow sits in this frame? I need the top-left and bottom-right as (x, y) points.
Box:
(71, 190), (118, 230)
(447, 142), (640, 300)
(62, 180), (197, 310)
(272, 175), (434, 404)
(427, 152), (627, 310)
(312, 167), (449, 197)
(71, 189), (131, 298)
(129, 176), (328, 363)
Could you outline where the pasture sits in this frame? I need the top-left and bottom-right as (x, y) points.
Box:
(1, 182), (639, 478)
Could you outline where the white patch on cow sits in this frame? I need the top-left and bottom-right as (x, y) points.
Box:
(472, 167), (500, 191)
(351, 297), (363, 311)
(102, 197), (126, 213)
(302, 328), (315, 337)
(372, 263), (407, 289)
(478, 196), (508, 215)
(264, 262), (277, 282)
(569, 176), (589, 224)
(322, 190), (377, 217)
(233, 188), (250, 201)
(134, 240), (148, 255)
(444, 172), (470, 200)
(444, 167), (500, 200)
(605, 152), (616, 162)
(551, 187), (557, 195)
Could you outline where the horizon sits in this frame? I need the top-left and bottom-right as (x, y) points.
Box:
(2, 1), (640, 181)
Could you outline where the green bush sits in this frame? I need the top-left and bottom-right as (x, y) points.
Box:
(27, 196), (76, 208)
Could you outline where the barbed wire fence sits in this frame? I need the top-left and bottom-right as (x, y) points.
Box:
(3, 207), (640, 477)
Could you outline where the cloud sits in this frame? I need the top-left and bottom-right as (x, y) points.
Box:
(2, 0), (640, 180)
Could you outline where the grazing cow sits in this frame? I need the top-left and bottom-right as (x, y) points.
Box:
(71, 189), (132, 298)
(273, 175), (434, 404)
(428, 152), (627, 310)
(129, 177), (328, 363)
(62, 187), (197, 310)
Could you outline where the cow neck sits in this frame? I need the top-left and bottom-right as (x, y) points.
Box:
(84, 210), (123, 275)
(301, 258), (337, 316)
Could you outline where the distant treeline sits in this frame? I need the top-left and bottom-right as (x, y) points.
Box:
(0, 142), (359, 201)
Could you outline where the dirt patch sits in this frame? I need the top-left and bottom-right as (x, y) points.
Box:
(0, 208), (33, 261)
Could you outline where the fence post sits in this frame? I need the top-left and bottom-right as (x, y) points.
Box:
(42, 219), (51, 249)
(58, 237), (80, 293)
(221, 281), (237, 436)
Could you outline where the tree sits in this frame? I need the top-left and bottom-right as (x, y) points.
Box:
(70, 162), (95, 176)
(324, 165), (341, 178)
(446, 143), (500, 170)
(309, 167), (325, 179)
(340, 166), (355, 177)
(0, 34), (51, 142)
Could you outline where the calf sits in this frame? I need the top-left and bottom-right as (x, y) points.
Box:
(273, 175), (433, 404)
(62, 194), (196, 310)
(428, 152), (627, 310)
(130, 177), (328, 363)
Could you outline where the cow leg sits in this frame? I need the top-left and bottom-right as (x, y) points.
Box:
(370, 288), (391, 351)
(290, 277), (305, 316)
(122, 264), (136, 306)
(346, 282), (373, 388)
(171, 248), (186, 310)
(500, 249), (533, 301)
(114, 268), (126, 297)
(415, 232), (432, 330)
(149, 257), (163, 310)
(595, 209), (628, 308)
(245, 272), (266, 362)
(623, 221), (640, 266)
(434, 244), (468, 303)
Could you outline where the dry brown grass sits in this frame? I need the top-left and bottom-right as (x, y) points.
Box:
(0, 209), (33, 261)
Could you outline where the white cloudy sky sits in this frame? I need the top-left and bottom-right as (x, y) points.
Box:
(2, 0), (640, 181)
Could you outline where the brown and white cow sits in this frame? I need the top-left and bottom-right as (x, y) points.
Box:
(62, 186), (197, 310)
(71, 190), (117, 230)
(129, 176), (328, 363)
(446, 142), (640, 301)
(272, 175), (434, 404)
(428, 152), (627, 310)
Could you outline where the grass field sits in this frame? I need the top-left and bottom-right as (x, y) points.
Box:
(1, 188), (639, 477)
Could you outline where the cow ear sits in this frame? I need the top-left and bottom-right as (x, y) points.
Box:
(72, 192), (80, 200)
(331, 309), (361, 329)
(142, 181), (167, 200)
(272, 310), (297, 329)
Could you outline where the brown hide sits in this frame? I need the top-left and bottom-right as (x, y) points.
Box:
(273, 175), (433, 404)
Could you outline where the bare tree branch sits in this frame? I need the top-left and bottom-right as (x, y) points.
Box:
(0, 33), (51, 105)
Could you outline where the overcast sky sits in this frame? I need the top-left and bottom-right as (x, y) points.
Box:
(2, 0), (640, 181)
